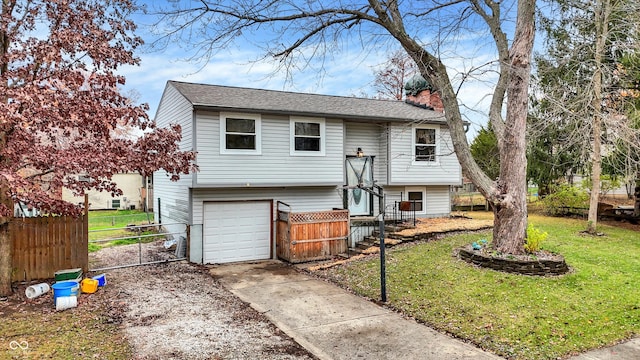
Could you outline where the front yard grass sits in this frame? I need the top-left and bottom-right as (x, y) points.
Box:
(325, 213), (639, 359)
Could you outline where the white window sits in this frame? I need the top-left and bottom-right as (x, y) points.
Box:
(412, 125), (439, 163)
(290, 117), (325, 156)
(220, 112), (261, 155)
(405, 187), (426, 214)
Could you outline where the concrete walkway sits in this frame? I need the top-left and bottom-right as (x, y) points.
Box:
(569, 340), (640, 360)
(209, 261), (639, 360)
(210, 261), (500, 359)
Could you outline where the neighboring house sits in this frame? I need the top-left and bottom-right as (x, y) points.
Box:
(153, 80), (462, 264)
(62, 172), (151, 210)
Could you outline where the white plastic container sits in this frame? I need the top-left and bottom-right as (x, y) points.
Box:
(25, 283), (50, 299)
(55, 296), (78, 311)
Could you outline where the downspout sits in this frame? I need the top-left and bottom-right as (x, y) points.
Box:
(386, 122), (391, 186)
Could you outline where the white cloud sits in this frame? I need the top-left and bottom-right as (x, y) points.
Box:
(119, 44), (391, 117)
(118, 20), (498, 140)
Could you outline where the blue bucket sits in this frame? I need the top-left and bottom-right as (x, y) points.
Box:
(92, 274), (106, 287)
(51, 281), (79, 301)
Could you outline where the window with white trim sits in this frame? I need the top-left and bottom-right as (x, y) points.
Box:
(413, 125), (439, 163)
(220, 112), (261, 154)
(405, 187), (426, 214)
(408, 192), (423, 211)
(290, 117), (325, 156)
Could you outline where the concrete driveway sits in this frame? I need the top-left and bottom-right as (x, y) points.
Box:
(209, 260), (501, 360)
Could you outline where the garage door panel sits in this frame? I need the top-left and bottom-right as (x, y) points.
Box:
(203, 201), (271, 264)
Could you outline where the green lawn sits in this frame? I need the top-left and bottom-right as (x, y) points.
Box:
(325, 213), (639, 359)
(88, 209), (152, 229)
(88, 210), (157, 252)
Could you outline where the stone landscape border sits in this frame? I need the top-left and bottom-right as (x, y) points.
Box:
(457, 247), (570, 276)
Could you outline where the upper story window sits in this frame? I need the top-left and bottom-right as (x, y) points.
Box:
(290, 117), (325, 156)
(220, 112), (261, 155)
(412, 125), (439, 163)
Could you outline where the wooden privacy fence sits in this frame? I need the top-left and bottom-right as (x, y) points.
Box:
(276, 202), (349, 263)
(10, 215), (88, 282)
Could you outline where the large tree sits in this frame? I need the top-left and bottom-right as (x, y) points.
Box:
(535, 0), (640, 232)
(153, 0), (536, 255)
(0, 0), (196, 295)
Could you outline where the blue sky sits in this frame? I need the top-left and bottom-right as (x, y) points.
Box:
(118, 1), (503, 139)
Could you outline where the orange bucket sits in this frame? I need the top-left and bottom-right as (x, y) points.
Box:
(81, 278), (98, 294)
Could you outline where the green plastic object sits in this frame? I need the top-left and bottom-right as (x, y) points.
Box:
(54, 268), (83, 282)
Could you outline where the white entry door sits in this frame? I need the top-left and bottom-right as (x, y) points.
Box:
(202, 201), (271, 264)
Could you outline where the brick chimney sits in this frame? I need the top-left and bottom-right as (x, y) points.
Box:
(404, 75), (444, 113)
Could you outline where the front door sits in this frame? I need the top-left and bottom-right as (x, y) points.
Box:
(345, 156), (373, 216)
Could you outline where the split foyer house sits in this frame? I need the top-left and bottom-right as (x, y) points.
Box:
(153, 80), (462, 264)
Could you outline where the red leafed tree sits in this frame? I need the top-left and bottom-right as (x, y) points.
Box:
(0, 0), (196, 295)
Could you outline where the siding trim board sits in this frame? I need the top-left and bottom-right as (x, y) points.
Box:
(192, 109), (198, 187)
(191, 183), (341, 188)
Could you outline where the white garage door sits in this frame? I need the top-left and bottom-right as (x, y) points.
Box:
(203, 201), (271, 264)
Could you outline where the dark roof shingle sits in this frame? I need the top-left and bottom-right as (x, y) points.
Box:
(168, 81), (445, 123)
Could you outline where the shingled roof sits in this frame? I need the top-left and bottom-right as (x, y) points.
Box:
(168, 81), (446, 123)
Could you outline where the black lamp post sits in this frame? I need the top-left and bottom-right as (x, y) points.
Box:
(346, 148), (387, 302)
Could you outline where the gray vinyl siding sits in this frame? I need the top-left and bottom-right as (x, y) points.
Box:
(384, 186), (451, 218)
(344, 122), (388, 184)
(425, 186), (452, 216)
(153, 83), (194, 226)
(384, 188), (404, 216)
(388, 124), (462, 185)
(191, 187), (343, 225)
(189, 187), (344, 263)
(195, 111), (344, 186)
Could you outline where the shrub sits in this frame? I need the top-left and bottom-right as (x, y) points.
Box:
(581, 175), (622, 196)
(541, 185), (589, 215)
(525, 223), (548, 253)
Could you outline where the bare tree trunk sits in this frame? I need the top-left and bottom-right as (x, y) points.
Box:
(587, 113), (602, 233)
(0, 3), (12, 297)
(0, 178), (13, 296)
(634, 172), (640, 217)
(0, 220), (11, 296)
(490, 0), (535, 255)
(587, 0), (609, 234)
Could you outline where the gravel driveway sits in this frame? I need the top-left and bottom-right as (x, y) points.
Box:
(92, 241), (316, 360)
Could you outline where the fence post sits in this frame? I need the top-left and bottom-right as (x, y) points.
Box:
(138, 234), (143, 265)
(83, 194), (89, 272)
(157, 198), (162, 224)
(186, 225), (190, 261)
